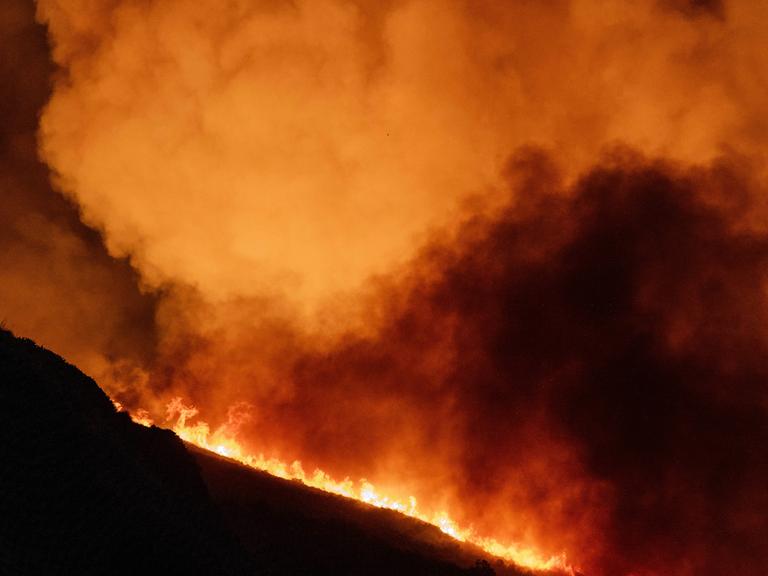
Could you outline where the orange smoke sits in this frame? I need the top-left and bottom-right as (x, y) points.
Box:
(0, 0), (156, 387)
(21, 1), (768, 575)
(36, 0), (768, 306)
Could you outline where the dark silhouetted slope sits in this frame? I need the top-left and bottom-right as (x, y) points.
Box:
(191, 447), (537, 576)
(0, 328), (549, 575)
(0, 328), (256, 575)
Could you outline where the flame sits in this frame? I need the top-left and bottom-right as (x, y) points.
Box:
(117, 396), (572, 573)
(113, 400), (154, 427)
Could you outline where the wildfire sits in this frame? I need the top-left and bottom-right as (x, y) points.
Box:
(114, 397), (572, 573)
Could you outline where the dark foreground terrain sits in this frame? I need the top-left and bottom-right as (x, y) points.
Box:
(191, 446), (527, 576)
(0, 328), (535, 575)
(0, 328), (256, 575)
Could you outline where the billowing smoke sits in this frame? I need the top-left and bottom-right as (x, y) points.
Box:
(0, 0), (156, 385)
(36, 0), (768, 306)
(8, 0), (767, 574)
(146, 149), (768, 575)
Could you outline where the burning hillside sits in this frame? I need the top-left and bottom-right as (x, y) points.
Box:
(0, 327), (527, 575)
(2, 0), (767, 574)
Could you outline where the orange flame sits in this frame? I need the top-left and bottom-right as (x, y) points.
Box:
(116, 396), (573, 573)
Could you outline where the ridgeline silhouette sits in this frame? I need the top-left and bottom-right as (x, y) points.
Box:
(0, 328), (517, 575)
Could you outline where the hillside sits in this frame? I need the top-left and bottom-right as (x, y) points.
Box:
(191, 446), (527, 576)
(0, 328), (256, 575)
(0, 328), (534, 575)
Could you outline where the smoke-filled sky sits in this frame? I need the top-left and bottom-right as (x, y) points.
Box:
(0, 0), (156, 382)
(3, 0), (768, 574)
(35, 0), (768, 305)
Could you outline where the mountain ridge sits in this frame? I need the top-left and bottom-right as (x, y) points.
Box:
(0, 327), (535, 575)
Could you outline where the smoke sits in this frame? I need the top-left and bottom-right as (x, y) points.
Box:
(14, 0), (768, 574)
(144, 149), (768, 575)
(36, 0), (768, 307)
(0, 0), (156, 384)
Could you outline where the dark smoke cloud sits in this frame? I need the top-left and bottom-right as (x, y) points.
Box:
(665, 0), (725, 18)
(0, 0), (157, 384)
(156, 149), (768, 576)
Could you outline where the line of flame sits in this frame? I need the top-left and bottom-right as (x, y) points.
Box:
(113, 398), (573, 573)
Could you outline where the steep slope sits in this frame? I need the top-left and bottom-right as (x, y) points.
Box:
(0, 328), (522, 575)
(191, 446), (522, 576)
(0, 328), (256, 575)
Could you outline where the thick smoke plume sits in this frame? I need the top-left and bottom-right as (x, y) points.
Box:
(36, 0), (768, 306)
(3, 0), (766, 574)
(148, 150), (768, 576)
(0, 0), (155, 385)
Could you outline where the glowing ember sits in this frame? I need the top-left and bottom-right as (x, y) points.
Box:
(118, 396), (572, 573)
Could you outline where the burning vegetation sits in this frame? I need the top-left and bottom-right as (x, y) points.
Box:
(2, 0), (767, 574)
